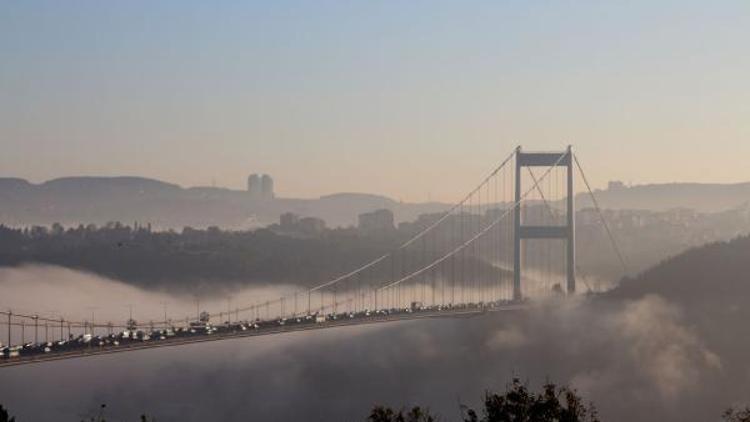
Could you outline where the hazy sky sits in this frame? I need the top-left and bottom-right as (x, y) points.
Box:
(1, 1), (748, 201)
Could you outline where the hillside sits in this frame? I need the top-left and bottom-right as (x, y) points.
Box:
(602, 235), (750, 380)
(3, 176), (750, 229)
(577, 182), (750, 212)
(0, 223), (508, 295)
(0, 176), (446, 229)
(607, 234), (750, 303)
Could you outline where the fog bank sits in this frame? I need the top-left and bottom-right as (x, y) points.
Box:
(0, 266), (740, 421)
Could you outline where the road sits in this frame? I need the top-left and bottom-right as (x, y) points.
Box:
(0, 304), (526, 368)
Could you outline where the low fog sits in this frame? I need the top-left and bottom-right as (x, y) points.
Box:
(0, 265), (301, 342)
(1, 265), (746, 421)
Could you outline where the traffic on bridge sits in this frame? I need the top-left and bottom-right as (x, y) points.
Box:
(1, 300), (525, 367)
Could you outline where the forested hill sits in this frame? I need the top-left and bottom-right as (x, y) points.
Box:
(0, 223), (390, 291)
(605, 234), (750, 304)
(0, 224), (505, 294)
(601, 234), (750, 375)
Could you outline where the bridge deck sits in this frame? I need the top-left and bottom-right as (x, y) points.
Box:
(0, 305), (526, 368)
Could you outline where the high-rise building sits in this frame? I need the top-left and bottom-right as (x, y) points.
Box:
(247, 173), (275, 199)
(247, 174), (262, 198)
(261, 174), (274, 199)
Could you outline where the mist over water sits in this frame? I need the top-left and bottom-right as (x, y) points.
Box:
(0, 266), (737, 422)
(0, 265), (301, 344)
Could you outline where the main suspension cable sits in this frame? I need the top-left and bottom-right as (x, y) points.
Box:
(573, 154), (628, 275)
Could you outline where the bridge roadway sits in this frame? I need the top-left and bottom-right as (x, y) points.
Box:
(0, 304), (526, 368)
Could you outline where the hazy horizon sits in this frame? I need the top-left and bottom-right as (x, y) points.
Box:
(7, 170), (750, 203)
(2, 1), (749, 202)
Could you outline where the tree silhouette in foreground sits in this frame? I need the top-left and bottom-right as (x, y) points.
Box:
(464, 379), (599, 422)
(368, 378), (599, 422)
(368, 406), (436, 422)
(0, 397), (749, 421)
(724, 407), (750, 422)
(74, 403), (155, 422)
(0, 404), (15, 422)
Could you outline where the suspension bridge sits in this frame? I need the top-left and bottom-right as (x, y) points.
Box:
(0, 146), (625, 367)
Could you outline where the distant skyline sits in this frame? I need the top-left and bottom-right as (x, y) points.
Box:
(2, 1), (749, 202)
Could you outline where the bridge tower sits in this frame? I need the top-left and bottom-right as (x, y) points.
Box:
(513, 146), (575, 300)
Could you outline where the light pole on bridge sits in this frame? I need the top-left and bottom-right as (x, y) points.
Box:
(161, 302), (168, 326)
(33, 315), (38, 345)
(7, 310), (11, 347)
(226, 297), (231, 324)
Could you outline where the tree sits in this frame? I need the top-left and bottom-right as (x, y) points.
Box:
(463, 378), (599, 422)
(368, 379), (598, 422)
(724, 407), (750, 422)
(0, 404), (15, 422)
(368, 406), (436, 422)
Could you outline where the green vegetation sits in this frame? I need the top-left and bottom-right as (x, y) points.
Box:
(0, 223), (397, 291)
(0, 222), (501, 292)
(2, 390), (748, 421)
(368, 379), (750, 422)
(368, 378), (599, 422)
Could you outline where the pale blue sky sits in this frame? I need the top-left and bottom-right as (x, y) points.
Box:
(1, 1), (748, 201)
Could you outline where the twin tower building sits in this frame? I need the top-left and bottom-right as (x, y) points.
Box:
(247, 174), (275, 200)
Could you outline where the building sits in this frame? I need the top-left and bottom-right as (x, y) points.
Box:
(247, 173), (275, 200)
(247, 174), (261, 198)
(261, 174), (274, 199)
(280, 212), (300, 228)
(272, 212), (326, 237)
(298, 217), (326, 235)
(358, 209), (395, 234)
